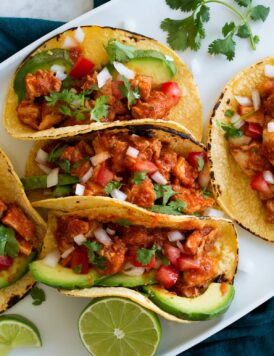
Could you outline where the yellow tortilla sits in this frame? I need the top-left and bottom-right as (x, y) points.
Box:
(38, 203), (238, 323)
(4, 26), (202, 141)
(24, 125), (205, 207)
(0, 148), (46, 313)
(208, 57), (274, 242)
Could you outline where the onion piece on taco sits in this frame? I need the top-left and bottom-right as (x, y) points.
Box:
(208, 57), (274, 242)
(4, 26), (202, 141)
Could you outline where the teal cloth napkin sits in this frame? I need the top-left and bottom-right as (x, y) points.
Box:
(0, 0), (273, 355)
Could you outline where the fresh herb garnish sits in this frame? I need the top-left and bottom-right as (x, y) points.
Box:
(161, 0), (270, 60)
(168, 199), (187, 212)
(132, 171), (148, 185)
(225, 109), (234, 117)
(47, 143), (68, 163)
(30, 286), (46, 306)
(192, 212), (202, 216)
(137, 245), (159, 265)
(83, 241), (107, 270)
(197, 155), (205, 172)
(120, 76), (140, 108)
(201, 188), (212, 198)
(0, 225), (19, 258)
(116, 218), (133, 227)
(71, 157), (90, 170)
(150, 199), (187, 215)
(90, 95), (109, 122)
(104, 181), (123, 195)
(106, 39), (136, 62)
(73, 265), (82, 274)
(156, 249), (170, 266)
(154, 184), (178, 205)
(217, 120), (243, 139)
(57, 159), (71, 174)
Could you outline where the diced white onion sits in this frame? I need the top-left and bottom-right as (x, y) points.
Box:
(75, 183), (85, 196)
(47, 168), (59, 188)
(228, 135), (252, 147)
(198, 165), (210, 188)
(97, 67), (112, 88)
(110, 189), (127, 201)
(126, 146), (139, 158)
(90, 151), (110, 166)
(74, 234), (87, 246)
(267, 122), (274, 132)
(264, 64), (274, 78)
(74, 26), (85, 43)
(106, 228), (116, 235)
(43, 249), (60, 267)
(50, 64), (67, 81)
(35, 148), (48, 164)
(203, 208), (225, 218)
(37, 163), (52, 175)
(231, 114), (245, 129)
(263, 170), (274, 184)
(251, 89), (261, 111)
(94, 227), (112, 246)
(167, 230), (185, 242)
(113, 61), (135, 79)
(234, 95), (252, 107)
(123, 262), (145, 276)
(151, 171), (167, 185)
(80, 167), (93, 184)
(62, 36), (77, 49)
(61, 246), (75, 259)
(131, 134), (139, 138)
(165, 55), (174, 62)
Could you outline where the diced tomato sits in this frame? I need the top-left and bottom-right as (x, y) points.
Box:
(187, 152), (207, 170)
(69, 57), (95, 78)
(161, 82), (180, 103)
(112, 81), (124, 99)
(131, 157), (157, 175)
(128, 249), (156, 268)
(156, 265), (179, 289)
(177, 254), (200, 271)
(95, 163), (114, 187)
(0, 256), (13, 270)
(164, 244), (180, 266)
(71, 247), (89, 274)
(250, 172), (272, 194)
(244, 122), (263, 140)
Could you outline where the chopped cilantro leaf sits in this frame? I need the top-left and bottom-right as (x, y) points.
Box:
(105, 39), (136, 63)
(116, 219), (132, 227)
(132, 171), (148, 185)
(136, 245), (158, 266)
(0, 225), (19, 258)
(120, 76), (140, 108)
(166, 0), (201, 12)
(90, 95), (109, 122)
(149, 205), (182, 215)
(237, 24), (250, 38)
(104, 181), (123, 195)
(168, 199), (187, 212)
(197, 155), (204, 172)
(208, 34), (236, 61)
(73, 264), (82, 274)
(155, 249), (170, 266)
(58, 159), (71, 174)
(83, 241), (106, 269)
(47, 143), (68, 163)
(217, 121), (243, 139)
(224, 109), (234, 118)
(201, 188), (212, 198)
(250, 5), (270, 22)
(30, 286), (46, 306)
(234, 0), (251, 7)
(154, 184), (177, 205)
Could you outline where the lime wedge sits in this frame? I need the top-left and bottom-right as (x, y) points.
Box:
(0, 314), (41, 355)
(79, 297), (162, 356)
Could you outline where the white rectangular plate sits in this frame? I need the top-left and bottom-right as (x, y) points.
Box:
(1, 0), (273, 355)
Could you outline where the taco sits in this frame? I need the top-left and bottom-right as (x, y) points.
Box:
(208, 57), (274, 242)
(4, 26), (202, 141)
(22, 125), (216, 217)
(0, 148), (46, 313)
(29, 202), (238, 322)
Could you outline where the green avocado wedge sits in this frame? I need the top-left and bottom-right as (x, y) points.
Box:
(143, 283), (235, 321)
(0, 252), (36, 288)
(29, 260), (103, 290)
(96, 271), (156, 287)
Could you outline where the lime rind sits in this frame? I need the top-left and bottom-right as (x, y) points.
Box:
(0, 314), (41, 349)
(79, 297), (161, 356)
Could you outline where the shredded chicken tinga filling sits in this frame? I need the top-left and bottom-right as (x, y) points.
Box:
(54, 215), (226, 298)
(219, 78), (274, 223)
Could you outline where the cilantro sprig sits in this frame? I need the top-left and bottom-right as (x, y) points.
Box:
(90, 95), (109, 122)
(120, 76), (140, 108)
(30, 286), (46, 306)
(132, 171), (148, 185)
(104, 181), (123, 195)
(217, 120), (243, 139)
(83, 241), (107, 270)
(161, 0), (270, 60)
(0, 225), (19, 258)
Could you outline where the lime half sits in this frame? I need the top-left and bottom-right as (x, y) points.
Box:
(0, 314), (41, 355)
(79, 297), (162, 356)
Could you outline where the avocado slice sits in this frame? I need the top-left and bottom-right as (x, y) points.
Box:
(29, 260), (104, 289)
(143, 283), (235, 321)
(126, 57), (175, 86)
(97, 270), (156, 287)
(0, 252), (36, 288)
